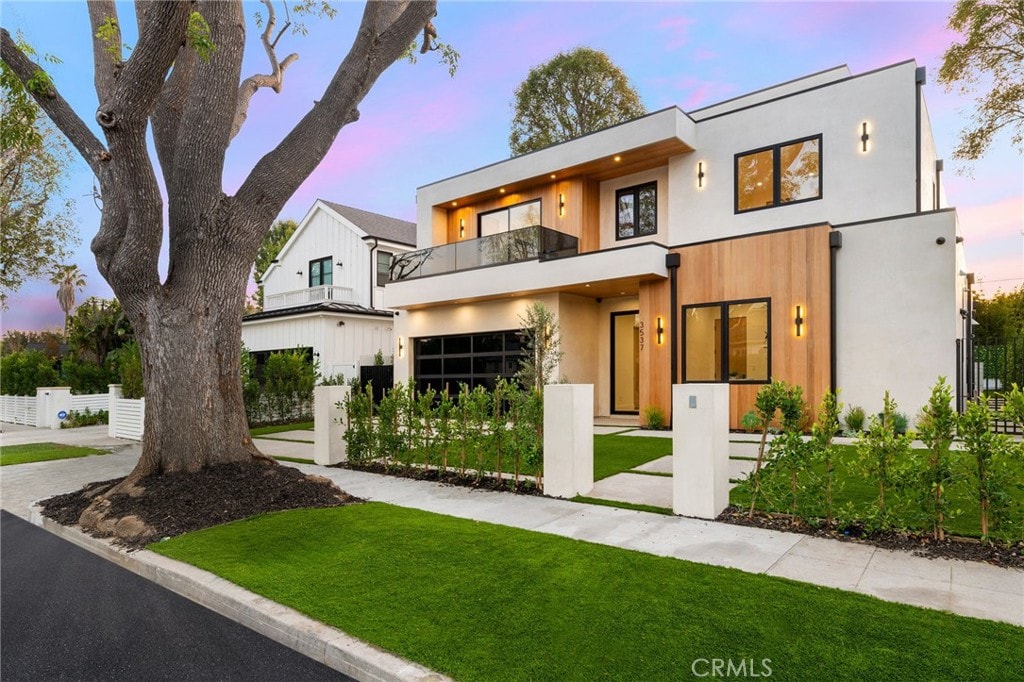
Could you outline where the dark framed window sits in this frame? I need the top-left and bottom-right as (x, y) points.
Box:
(682, 299), (770, 383)
(414, 331), (527, 394)
(309, 256), (332, 287)
(735, 135), (821, 213)
(376, 251), (392, 287)
(616, 182), (657, 240)
(478, 199), (542, 237)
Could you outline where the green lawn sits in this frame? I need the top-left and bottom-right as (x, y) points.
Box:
(0, 442), (107, 466)
(593, 434), (671, 480)
(249, 421), (314, 437)
(152, 504), (1023, 681)
(730, 444), (1024, 539)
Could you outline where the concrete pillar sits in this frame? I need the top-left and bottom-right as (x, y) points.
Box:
(672, 384), (730, 519)
(314, 385), (350, 466)
(543, 384), (594, 498)
(108, 384), (123, 438)
(36, 387), (72, 429)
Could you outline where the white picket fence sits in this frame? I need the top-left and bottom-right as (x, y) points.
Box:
(112, 397), (145, 441)
(0, 395), (37, 426)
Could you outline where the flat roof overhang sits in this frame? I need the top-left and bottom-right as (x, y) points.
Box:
(386, 242), (668, 310)
(419, 108), (696, 209)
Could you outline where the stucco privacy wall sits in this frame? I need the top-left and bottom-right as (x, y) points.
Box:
(834, 210), (960, 421)
(670, 61), (921, 246)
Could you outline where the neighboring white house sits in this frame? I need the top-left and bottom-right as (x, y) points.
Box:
(242, 200), (415, 381)
(386, 60), (972, 427)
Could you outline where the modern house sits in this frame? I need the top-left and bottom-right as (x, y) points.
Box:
(386, 60), (972, 427)
(242, 200), (415, 381)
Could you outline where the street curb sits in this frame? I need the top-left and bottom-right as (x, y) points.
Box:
(28, 505), (449, 682)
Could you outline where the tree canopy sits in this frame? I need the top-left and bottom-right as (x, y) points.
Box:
(973, 285), (1024, 340)
(0, 49), (77, 308)
(938, 0), (1024, 163)
(509, 47), (646, 156)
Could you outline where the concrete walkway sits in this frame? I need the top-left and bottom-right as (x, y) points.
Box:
(1, 427), (1020, 627)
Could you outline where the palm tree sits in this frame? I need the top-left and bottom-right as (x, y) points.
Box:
(52, 264), (86, 339)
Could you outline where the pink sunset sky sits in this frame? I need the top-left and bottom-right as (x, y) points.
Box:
(2, 1), (1021, 333)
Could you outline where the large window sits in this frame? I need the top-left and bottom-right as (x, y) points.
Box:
(683, 299), (770, 383)
(735, 136), (821, 213)
(309, 257), (332, 287)
(478, 199), (542, 237)
(616, 182), (657, 240)
(414, 331), (526, 394)
(376, 251), (392, 287)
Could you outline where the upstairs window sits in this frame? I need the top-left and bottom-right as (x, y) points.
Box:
(616, 182), (657, 240)
(376, 251), (392, 287)
(736, 136), (821, 212)
(309, 257), (332, 287)
(478, 199), (542, 237)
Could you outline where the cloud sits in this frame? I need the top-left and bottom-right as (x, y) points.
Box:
(959, 196), (1024, 246)
(657, 16), (697, 51)
(668, 75), (738, 111)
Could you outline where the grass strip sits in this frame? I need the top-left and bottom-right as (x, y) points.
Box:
(152, 504), (1023, 682)
(571, 496), (674, 516)
(249, 421), (314, 437)
(271, 456), (314, 464)
(253, 436), (315, 444)
(594, 434), (670, 481)
(1, 442), (107, 466)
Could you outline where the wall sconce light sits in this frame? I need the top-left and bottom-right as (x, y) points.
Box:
(337, 321), (346, 327)
(860, 122), (870, 152)
(296, 270), (303, 276)
(397, 337), (404, 358)
(656, 317), (665, 345)
(558, 193), (565, 217)
(459, 218), (465, 238)
(697, 162), (705, 188)
(795, 305), (804, 337)
(335, 260), (343, 267)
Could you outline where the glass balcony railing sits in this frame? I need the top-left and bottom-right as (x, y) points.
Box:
(389, 225), (579, 283)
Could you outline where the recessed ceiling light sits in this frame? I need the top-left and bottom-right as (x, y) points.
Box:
(585, 284), (590, 288)
(550, 174), (557, 179)
(499, 188), (506, 194)
(619, 291), (626, 295)
(613, 155), (622, 162)
(451, 201), (458, 206)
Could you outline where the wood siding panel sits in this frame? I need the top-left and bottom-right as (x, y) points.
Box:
(673, 225), (832, 428)
(639, 280), (672, 422)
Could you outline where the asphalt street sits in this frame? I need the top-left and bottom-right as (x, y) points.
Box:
(0, 510), (351, 681)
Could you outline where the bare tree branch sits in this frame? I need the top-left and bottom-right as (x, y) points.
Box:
(230, 0), (299, 140)
(235, 0), (437, 229)
(1, 29), (109, 173)
(87, 0), (121, 102)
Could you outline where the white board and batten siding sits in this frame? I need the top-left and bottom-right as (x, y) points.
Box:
(0, 395), (37, 426)
(263, 205), (376, 308)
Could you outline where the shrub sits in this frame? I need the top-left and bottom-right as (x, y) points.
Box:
(0, 349), (59, 396)
(60, 355), (116, 395)
(844, 406), (866, 434)
(740, 410), (760, 433)
(856, 392), (913, 530)
(107, 340), (144, 399)
(914, 377), (958, 540)
(748, 379), (805, 519)
(810, 389), (843, 526)
(960, 398), (1020, 541)
(642, 405), (666, 430)
(60, 408), (109, 428)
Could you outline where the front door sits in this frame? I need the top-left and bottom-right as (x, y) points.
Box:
(611, 311), (640, 414)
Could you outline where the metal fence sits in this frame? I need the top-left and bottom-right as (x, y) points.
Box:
(358, 365), (394, 404)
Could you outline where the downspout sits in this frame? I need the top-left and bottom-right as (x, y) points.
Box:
(666, 252), (681, 385)
(829, 230), (842, 392)
(915, 66), (926, 213)
(367, 237), (379, 310)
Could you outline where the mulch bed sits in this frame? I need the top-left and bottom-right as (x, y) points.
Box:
(38, 462), (360, 550)
(717, 506), (1024, 569)
(336, 461), (543, 496)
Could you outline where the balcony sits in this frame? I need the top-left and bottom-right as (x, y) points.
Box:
(264, 285), (356, 311)
(389, 225), (578, 283)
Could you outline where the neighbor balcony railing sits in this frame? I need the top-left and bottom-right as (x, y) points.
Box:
(264, 285), (356, 310)
(389, 225), (579, 283)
